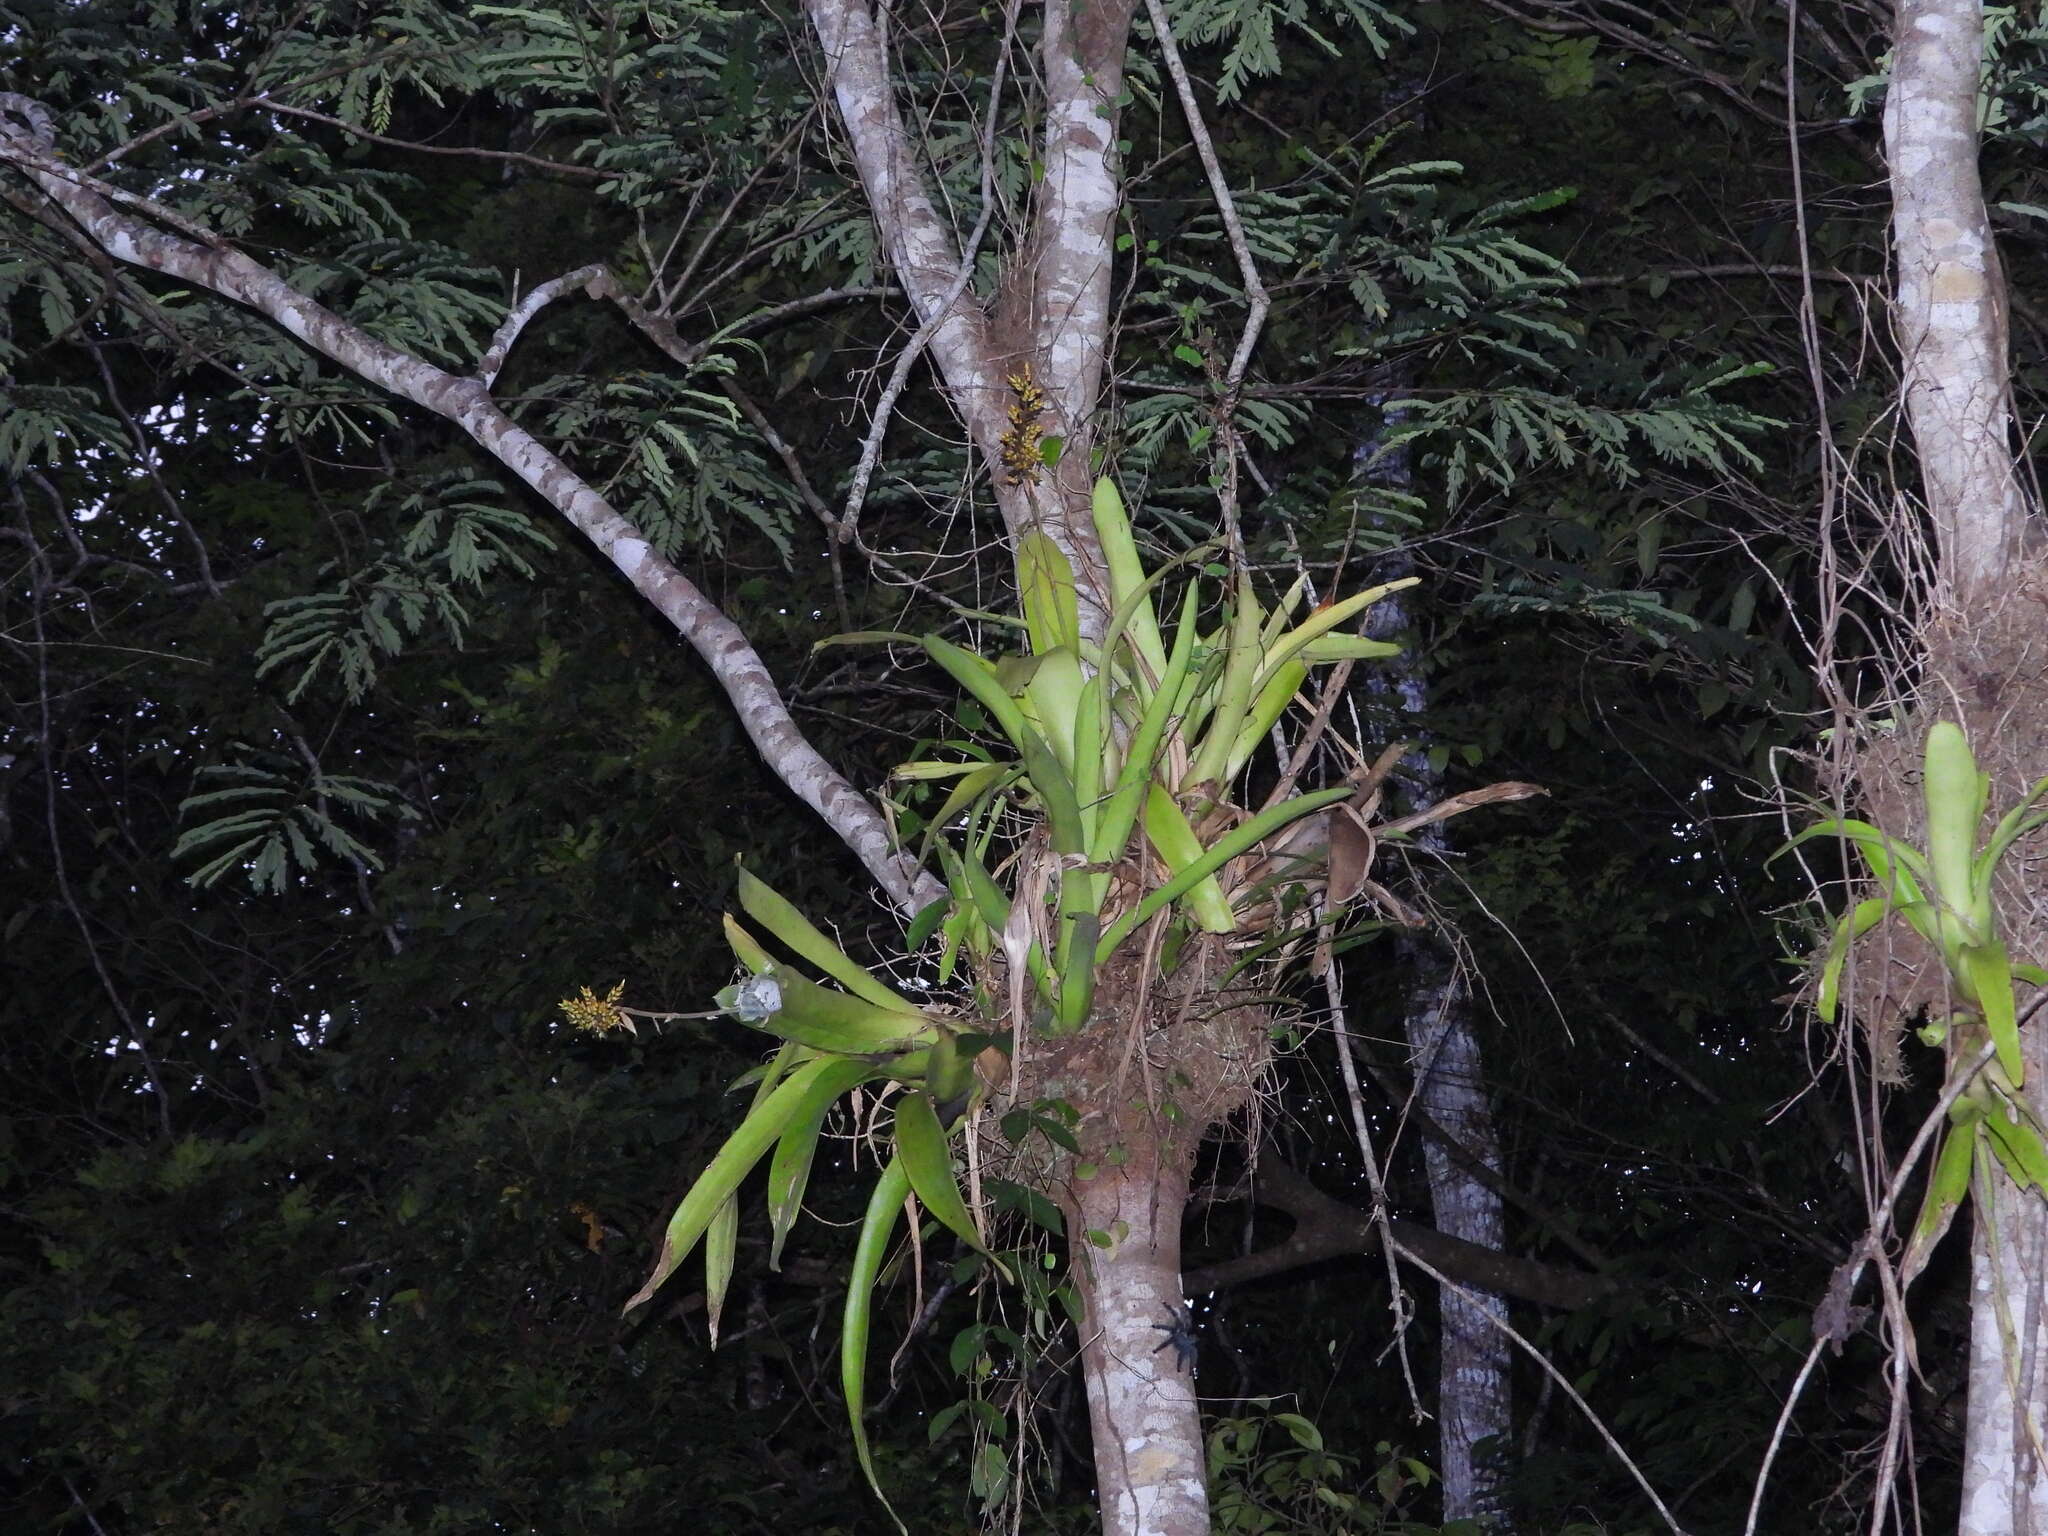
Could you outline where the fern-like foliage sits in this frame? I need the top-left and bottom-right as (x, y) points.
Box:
(1377, 363), (1776, 505)
(519, 369), (799, 559)
(0, 383), (127, 471)
(1162, 0), (1411, 102)
(173, 762), (417, 893)
(256, 472), (553, 702)
(286, 240), (506, 371)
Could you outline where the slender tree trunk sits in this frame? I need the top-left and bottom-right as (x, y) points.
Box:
(1064, 1130), (1208, 1536)
(1361, 422), (1513, 1525)
(1879, 3), (2048, 1530)
(1405, 943), (1513, 1524)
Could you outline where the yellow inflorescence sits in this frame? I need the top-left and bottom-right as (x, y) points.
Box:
(999, 363), (1049, 486)
(559, 980), (631, 1035)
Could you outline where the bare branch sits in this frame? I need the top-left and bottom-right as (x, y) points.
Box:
(0, 96), (940, 914)
(802, 0), (1005, 450)
(837, 0), (1021, 542)
(477, 263), (608, 386)
(257, 99), (614, 180)
(1181, 1155), (1615, 1309)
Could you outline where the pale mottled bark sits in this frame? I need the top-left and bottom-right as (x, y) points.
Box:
(801, 0), (1130, 633)
(1884, 0), (2028, 607)
(1881, 5), (2048, 1531)
(1015, 0), (1136, 603)
(0, 97), (937, 915)
(1067, 1150), (1209, 1536)
(1963, 1032), (2048, 1536)
(801, 0), (1006, 451)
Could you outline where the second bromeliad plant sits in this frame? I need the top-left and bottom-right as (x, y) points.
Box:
(620, 476), (1488, 1501)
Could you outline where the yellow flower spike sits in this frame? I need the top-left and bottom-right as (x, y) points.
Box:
(560, 981), (631, 1035)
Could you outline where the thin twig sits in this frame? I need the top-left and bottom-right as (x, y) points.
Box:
(1742, 1036), (1999, 1536)
(1143, 0), (1270, 545)
(1395, 1240), (1695, 1536)
(658, 112), (817, 310)
(1321, 947), (1426, 1416)
(1141, 0), (1267, 398)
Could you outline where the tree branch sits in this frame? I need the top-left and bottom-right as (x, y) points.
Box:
(0, 95), (940, 915)
(801, 0), (1006, 453)
(1183, 1157), (1616, 1310)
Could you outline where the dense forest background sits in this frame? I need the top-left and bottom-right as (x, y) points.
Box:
(4, 1), (2047, 1532)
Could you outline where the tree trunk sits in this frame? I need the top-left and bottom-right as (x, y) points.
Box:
(797, 3), (1240, 1524)
(1065, 1131), (1209, 1536)
(1018, 942), (1275, 1535)
(1879, 3), (2048, 1529)
(1405, 951), (1513, 1525)
(1362, 418), (1513, 1525)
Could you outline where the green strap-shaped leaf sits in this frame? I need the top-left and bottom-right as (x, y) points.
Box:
(1959, 939), (2023, 1087)
(1018, 728), (1088, 855)
(1020, 644), (1088, 779)
(1922, 721), (1988, 927)
(811, 628), (922, 650)
(1143, 783), (1240, 934)
(924, 635), (1034, 747)
(736, 861), (914, 1012)
(904, 894), (952, 953)
(1975, 789), (2048, 905)
(721, 916), (936, 1054)
(844, 1156), (915, 1531)
(1981, 1110), (2048, 1194)
(1225, 657), (1309, 782)
(1776, 817), (1934, 903)
(1250, 576), (1420, 695)
(1070, 667), (1104, 857)
(1016, 531), (1080, 656)
(1185, 573), (1266, 793)
(1103, 785), (1355, 961)
(1090, 477), (1169, 681)
(893, 1091), (1007, 1274)
(1903, 1120), (1978, 1287)
(767, 1056), (879, 1269)
(1090, 582), (1204, 868)
(921, 1028), (975, 1110)
(916, 762), (1019, 861)
(923, 633), (1085, 851)
(625, 1056), (850, 1312)
(1050, 908), (1101, 1035)
(1295, 632), (1403, 664)
(1258, 573), (1309, 654)
(703, 1192), (738, 1347)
